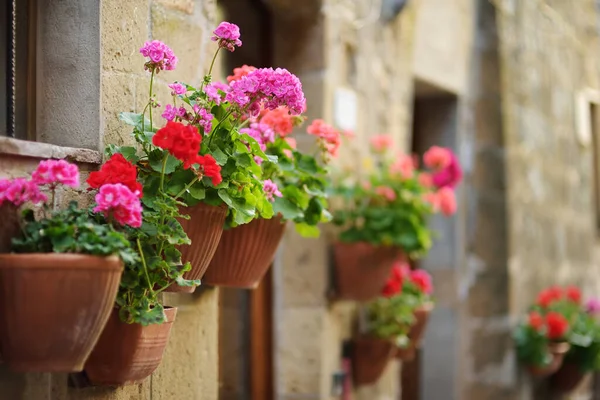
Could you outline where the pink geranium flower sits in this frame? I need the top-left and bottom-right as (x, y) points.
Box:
(168, 82), (187, 95)
(211, 22), (242, 52)
(0, 178), (47, 206)
(437, 187), (457, 216)
(140, 40), (178, 71)
(424, 146), (451, 170)
(226, 68), (305, 116)
(432, 152), (462, 189)
(389, 154), (415, 180)
(370, 134), (393, 152)
(418, 172), (433, 188)
(263, 180), (282, 202)
(375, 186), (396, 201)
(93, 183), (142, 228)
(306, 119), (341, 159)
(32, 159), (80, 188)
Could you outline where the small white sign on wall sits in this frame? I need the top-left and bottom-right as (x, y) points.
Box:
(576, 88), (600, 148)
(333, 87), (358, 132)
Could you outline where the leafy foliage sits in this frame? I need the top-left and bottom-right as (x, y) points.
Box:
(11, 202), (138, 264)
(332, 172), (433, 258)
(264, 137), (332, 237)
(365, 294), (418, 347)
(514, 324), (554, 367)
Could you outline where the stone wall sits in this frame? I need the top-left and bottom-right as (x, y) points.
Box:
(268, 0), (419, 398)
(0, 0), (220, 399)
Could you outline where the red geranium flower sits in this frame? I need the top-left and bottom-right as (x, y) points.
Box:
(545, 312), (569, 339)
(381, 263), (406, 297)
(196, 154), (222, 186)
(87, 153), (142, 197)
(410, 269), (433, 295)
(528, 311), (544, 331)
(566, 286), (581, 304)
(153, 121), (202, 169)
(382, 276), (402, 298)
(537, 286), (563, 308)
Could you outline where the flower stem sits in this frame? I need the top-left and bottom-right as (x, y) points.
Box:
(137, 238), (155, 294)
(174, 177), (199, 199)
(200, 49), (221, 93)
(149, 69), (156, 132)
(159, 153), (168, 192)
(208, 109), (234, 146)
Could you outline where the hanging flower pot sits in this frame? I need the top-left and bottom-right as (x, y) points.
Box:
(395, 301), (434, 359)
(332, 242), (399, 301)
(203, 216), (286, 288)
(352, 336), (395, 386)
(527, 342), (570, 377)
(165, 203), (227, 293)
(0, 205), (19, 253)
(0, 254), (122, 372)
(550, 362), (588, 393)
(84, 307), (177, 386)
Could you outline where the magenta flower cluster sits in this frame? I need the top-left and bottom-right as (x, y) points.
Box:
(227, 68), (306, 116)
(0, 178), (47, 206)
(93, 183), (142, 228)
(140, 40), (178, 72)
(211, 22), (242, 52)
(263, 180), (282, 202)
(194, 106), (213, 133)
(240, 122), (275, 164)
(32, 159), (80, 188)
(168, 82), (187, 95)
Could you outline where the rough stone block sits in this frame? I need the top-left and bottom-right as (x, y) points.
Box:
(101, 0), (150, 73)
(470, 327), (512, 372)
(278, 308), (324, 394)
(280, 230), (328, 307)
(467, 268), (509, 317)
(102, 72), (137, 147)
(151, 4), (207, 84)
(153, 288), (219, 399)
(154, 0), (194, 14)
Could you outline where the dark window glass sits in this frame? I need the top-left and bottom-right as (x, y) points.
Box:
(1, 0), (36, 140)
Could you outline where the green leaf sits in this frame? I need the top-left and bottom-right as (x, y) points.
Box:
(282, 185), (310, 209)
(148, 149), (181, 175)
(175, 275), (202, 287)
(115, 146), (140, 163)
(119, 112), (148, 129)
(273, 197), (304, 220)
(138, 305), (166, 326)
(295, 223), (320, 238)
(212, 147), (228, 165)
(296, 153), (319, 174)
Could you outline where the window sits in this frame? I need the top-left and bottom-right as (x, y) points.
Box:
(1, 0), (36, 140)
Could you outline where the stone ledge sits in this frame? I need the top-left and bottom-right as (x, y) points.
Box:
(0, 137), (102, 164)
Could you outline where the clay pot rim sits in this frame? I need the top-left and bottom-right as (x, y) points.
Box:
(334, 241), (397, 249)
(112, 305), (178, 324)
(549, 341), (570, 354)
(0, 253), (123, 270)
(416, 301), (435, 313)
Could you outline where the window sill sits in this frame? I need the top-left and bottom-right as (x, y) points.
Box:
(0, 137), (102, 164)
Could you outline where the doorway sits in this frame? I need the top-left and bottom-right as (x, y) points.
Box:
(402, 78), (460, 400)
(217, 1), (275, 399)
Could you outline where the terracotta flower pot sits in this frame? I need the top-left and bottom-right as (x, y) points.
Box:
(550, 362), (588, 393)
(527, 342), (570, 377)
(395, 345), (417, 362)
(394, 302), (435, 359)
(165, 203), (227, 293)
(0, 205), (19, 253)
(85, 306), (177, 386)
(352, 336), (395, 386)
(203, 216), (286, 288)
(332, 242), (399, 301)
(0, 253), (123, 372)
